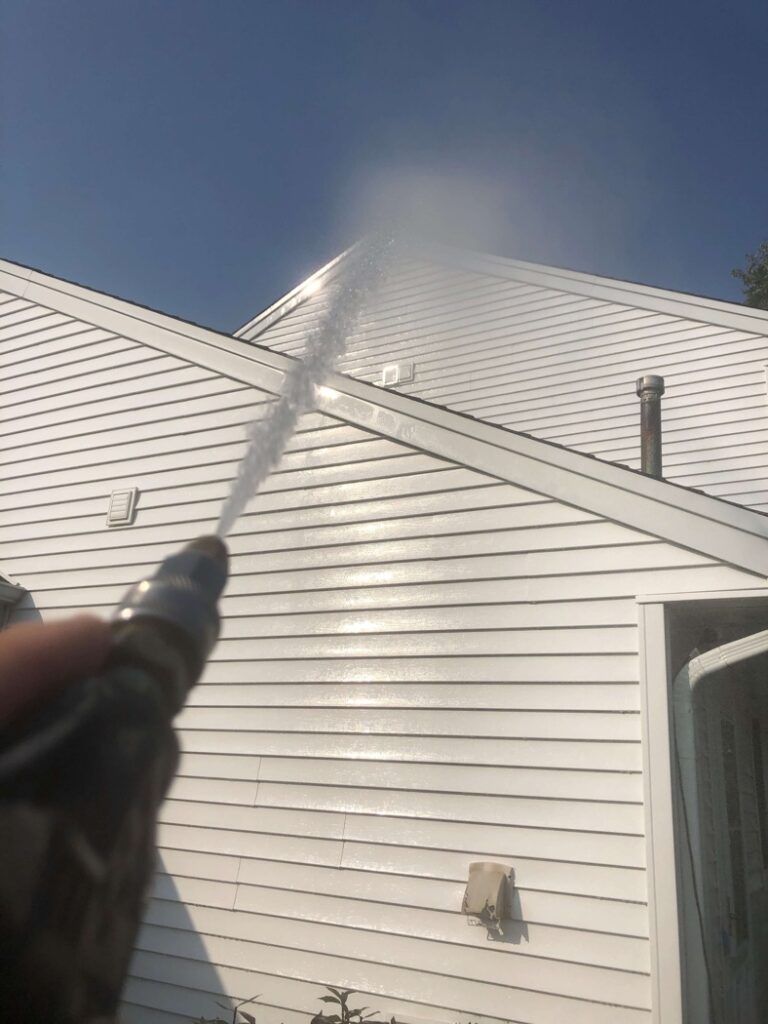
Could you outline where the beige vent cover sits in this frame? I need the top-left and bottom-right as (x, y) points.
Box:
(107, 487), (139, 527)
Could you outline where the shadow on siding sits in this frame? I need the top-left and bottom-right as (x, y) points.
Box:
(123, 860), (231, 1024)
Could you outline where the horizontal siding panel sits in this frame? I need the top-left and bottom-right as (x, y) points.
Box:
(157, 822), (343, 866)
(1, 334), (134, 388)
(340, 840), (646, 902)
(168, 771), (641, 829)
(138, 900), (651, 1018)
(121, 1002), (192, 1024)
(151, 873), (237, 910)
(158, 800), (346, 840)
(0, 450), (441, 515)
(452, 370), (764, 422)
(144, 887), (651, 1012)
(0, 360), (208, 422)
(25, 562), (750, 614)
(0, 396), (327, 465)
(0, 346), (169, 404)
(197, 654), (639, 684)
(158, 847), (241, 883)
(358, 323), (754, 393)
(179, 753), (643, 800)
(0, 465), (493, 529)
(138, 905), (650, 1019)
(159, 853), (648, 937)
(124, 971), (468, 1024)
(0, 310), (72, 344)
(176, 705), (641, 742)
(125, 952), (541, 1024)
(248, 781), (644, 833)
(5, 501), (602, 558)
(231, 863), (649, 945)
(1, 420), (365, 482)
(206, 627), (638, 660)
(0, 325), (119, 369)
(339, 295), (617, 358)
(154, 830), (645, 905)
(2, 529), (669, 579)
(337, 813), (645, 867)
(0, 481), (521, 543)
(178, 731), (641, 771)
(1, 434), (396, 497)
(168, 776), (258, 806)
(402, 323), (763, 393)
(214, 598), (638, 636)
(342, 307), (668, 375)
(185, 681), (640, 710)
(1, 373), (241, 440)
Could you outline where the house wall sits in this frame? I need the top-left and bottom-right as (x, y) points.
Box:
(238, 256), (768, 511)
(2, 288), (766, 1024)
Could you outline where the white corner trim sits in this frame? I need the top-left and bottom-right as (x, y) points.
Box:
(638, 601), (683, 1024)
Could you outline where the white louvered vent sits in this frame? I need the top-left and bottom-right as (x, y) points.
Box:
(381, 361), (414, 388)
(107, 487), (138, 527)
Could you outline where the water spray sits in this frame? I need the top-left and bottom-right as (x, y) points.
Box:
(217, 233), (394, 537)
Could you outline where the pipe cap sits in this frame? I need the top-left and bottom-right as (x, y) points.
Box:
(636, 374), (665, 397)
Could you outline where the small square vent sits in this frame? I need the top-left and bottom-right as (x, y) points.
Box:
(107, 487), (139, 527)
(381, 361), (414, 387)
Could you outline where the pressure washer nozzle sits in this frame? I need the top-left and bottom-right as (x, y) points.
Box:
(185, 534), (229, 568)
(113, 534), (230, 691)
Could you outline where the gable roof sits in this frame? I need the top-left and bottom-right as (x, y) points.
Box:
(3, 254), (768, 578)
(235, 240), (768, 343)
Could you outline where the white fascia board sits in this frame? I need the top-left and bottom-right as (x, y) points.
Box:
(316, 382), (768, 576)
(637, 587), (768, 604)
(428, 243), (768, 338)
(234, 238), (768, 348)
(0, 260), (287, 395)
(3, 257), (768, 577)
(233, 245), (354, 340)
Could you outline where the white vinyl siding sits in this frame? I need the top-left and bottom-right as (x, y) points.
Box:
(2, 290), (765, 1024)
(238, 257), (768, 511)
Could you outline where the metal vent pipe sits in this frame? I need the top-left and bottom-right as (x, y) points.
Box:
(636, 374), (665, 478)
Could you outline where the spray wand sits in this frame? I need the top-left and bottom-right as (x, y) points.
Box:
(0, 535), (229, 1024)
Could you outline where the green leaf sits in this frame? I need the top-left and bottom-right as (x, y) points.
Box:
(319, 997), (338, 1004)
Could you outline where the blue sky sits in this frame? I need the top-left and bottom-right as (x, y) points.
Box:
(2, 0), (767, 331)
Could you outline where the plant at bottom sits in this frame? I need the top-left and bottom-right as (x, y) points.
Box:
(310, 987), (396, 1024)
(192, 992), (261, 1024)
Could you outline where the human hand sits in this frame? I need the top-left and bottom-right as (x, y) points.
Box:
(0, 616), (111, 725)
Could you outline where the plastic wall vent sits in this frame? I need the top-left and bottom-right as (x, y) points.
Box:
(107, 487), (138, 527)
(381, 361), (414, 388)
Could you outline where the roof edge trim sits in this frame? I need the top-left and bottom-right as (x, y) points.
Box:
(426, 243), (768, 338)
(233, 245), (355, 340)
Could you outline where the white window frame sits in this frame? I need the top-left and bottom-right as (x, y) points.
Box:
(638, 588), (768, 1023)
